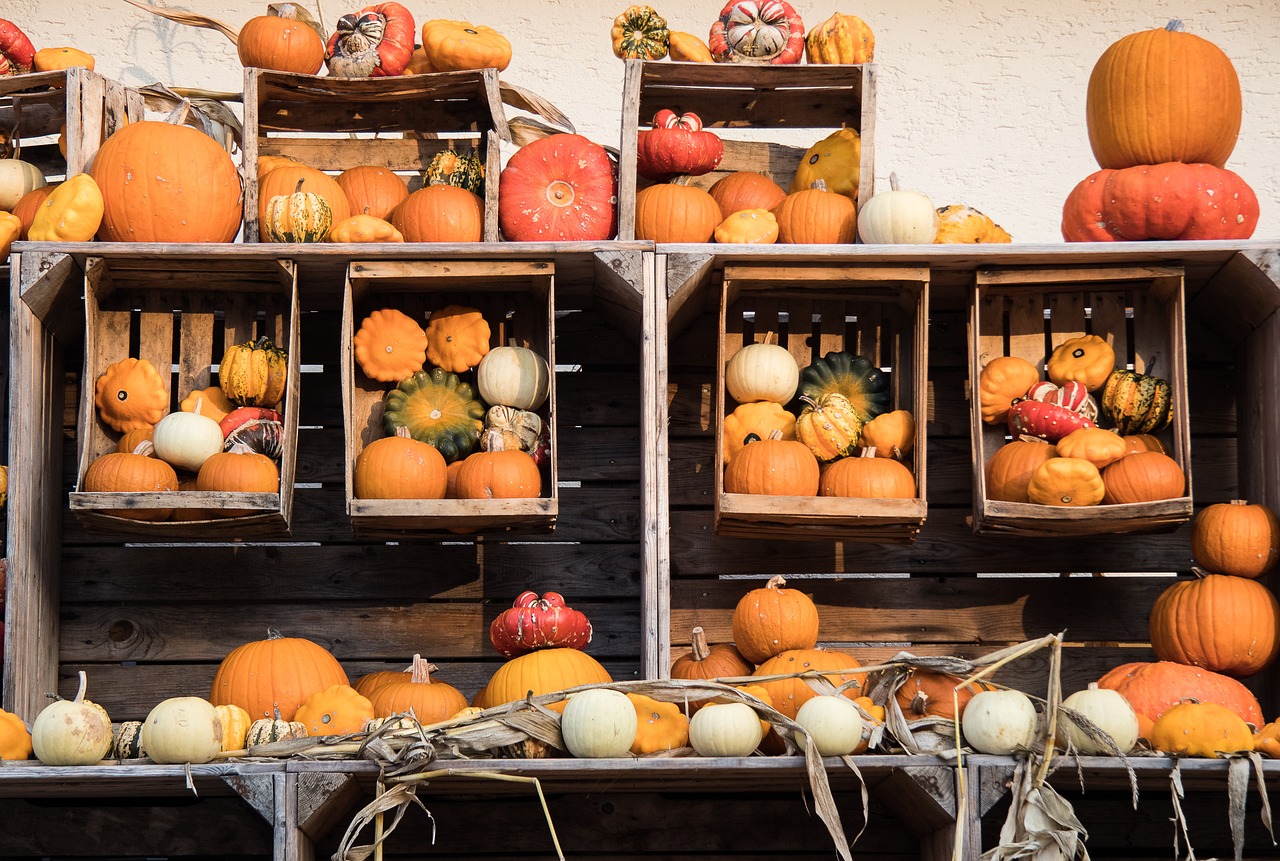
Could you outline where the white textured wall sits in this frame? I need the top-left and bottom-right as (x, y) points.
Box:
(8, 0), (1279, 241)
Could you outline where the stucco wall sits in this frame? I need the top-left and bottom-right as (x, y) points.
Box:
(8, 0), (1279, 241)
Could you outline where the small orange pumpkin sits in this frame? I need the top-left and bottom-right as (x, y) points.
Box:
(895, 670), (996, 721)
(713, 208), (779, 244)
(634, 183), (721, 243)
(116, 426), (156, 454)
(336, 166), (410, 221)
(293, 684), (375, 737)
(180, 386), (235, 423)
(732, 575), (820, 665)
(1150, 573), (1280, 677)
(671, 626), (755, 682)
(366, 655), (467, 724)
(772, 182), (858, 245)
(355, 428), (448, 500)
(1055, 427), (1127, 470)
(724, 430), (819, 496)
(819, 449), (916, 498)
(1192, 500), (1280, 579)
(354, 308), (428, 382)
(390, 185), (483, 243)
(986, 438), (1057, 503)
(82, 442), (179, 521)
(723, 402), (796, 463)
(709, 171), (787, 216)
(95, 358), (170, 433)
(1101, 451), (1185, 504)
(1123, 434), (1167, 456)
(860, 410), (914, 458)
(454, 432), (541, 499)
(753, 649), (865, 720)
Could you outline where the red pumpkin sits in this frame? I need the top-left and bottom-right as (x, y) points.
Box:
(708, 1), (805, 65)
(325, 3), (415, 77)
(0, 20), (36, 76)
(636, 111), (724, 181)
(498, 134), (617, 241)
(489, 591), (594, 658)
(1062, 162), (1259, 242)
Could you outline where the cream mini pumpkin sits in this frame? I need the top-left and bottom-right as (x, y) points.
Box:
(857, 174), (939, 244)
(726, 342), (799, 404)
(561, 689), (637, 758)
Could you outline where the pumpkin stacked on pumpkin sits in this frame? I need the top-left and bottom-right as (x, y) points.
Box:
(1063, 20), (1259, 242)
(80, 337), (289, 521)
(352, 305), (550, 502)
(979, 336), (1185, 509)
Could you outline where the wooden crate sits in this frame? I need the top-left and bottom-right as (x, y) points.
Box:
(715, 263), (928, 542)
(970, 266), (1192, 536)
(0, 67), (141, 183)
(68, 256), (300, 538)
(617, 60), (875, 241)
(342, 259), (557, 537)
(243, 68), (509, 242)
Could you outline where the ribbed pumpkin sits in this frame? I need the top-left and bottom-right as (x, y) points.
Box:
(383, 368), (485, 464)
(479, 648), (613, 708)
(367, 655), (467, 723)
(262, 178), (332, 243)
(336, 165), (409, 220)
(709, 171), (787, 217)
(391, 185), (483, 243)
(773, 183), (857, 244)
(95, 357), (169, 432)
(476, 345), (551, 411)
(804, 12), (874, 64)
(220, 337), (288, 408)
(790, 128), (860, 201)
(425, 305), (490, 373)
(355, 428), (448, 499)
(933, 205), (1012, 244)
(731, 575), (820, 665)
(724, 430), (819, 497)
(454, 433), (542, 499)
(1149, 574), (1280, 677)
(1101, 451), (1185, 504)
(634, 183), (720, 243)
(259, 165), (350, 230)
(424, 148), (485, 195)
(800, 352), (890, 423)
(895, 671), (995, 721)
(753, 649), (865, 720)
(245, 713), (308, 746)
(11, 184), (55, 239)
(1086, 20), (1241, 170)
(723, 402), (796, 463)
(215, 703), (253, 752)
(210, 631), (350, 721)
(1193, 500), (1280, 579)
(671, 626), (754, 682)
(238, 4), (325, 73)
(1099, 369), (1172, 435)
(709, 0), (805, 65)
(819, 449), (917, 498)
(1096, 661), (1263, 737)
(986, 438), (1058, 504)
(498, 134), (617, 241)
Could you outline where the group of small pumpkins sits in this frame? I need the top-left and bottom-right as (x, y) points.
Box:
(79, 339), (287, 521)
(722, 342), (917, 500)
(979, 334), (1185, 508)
(351, 304), (550, 502)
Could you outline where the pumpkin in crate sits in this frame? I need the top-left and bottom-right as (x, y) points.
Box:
(196, 444), (280, 514)
(367, 655), (467, 724)
(977, 357), (1040, 425)
(258, 154), (305, 178)
(390, 185), (483, 243)
(181, 386), (235, 423)
(732, 575), (819, 665)
(482, 406), (543, 456)
(114, 426), (154, 454)
(355, 427), (447, 499)
(1150, 701), (1253, 758)
(861, 410), (914, 459)
(723, 402), (795, 463)
(354, 308), (427, 383)
(1099, 369), (1173, 435)
(82, 443), (179, 521)
(671, 626), (754, 683)
(152, 409), (224, 473)
(1096, 660), (1263, 737)
(857, 175), (939, 244)
(1055, 427), (1127, 470)
(424, 148), (485, 195)
(1086, 20), (1241, 170)
(801, 352), (890, 424)
(934, 205), (1012, 244)
(635, 183), (722, 243)
(11, 185), (56, 240)
(669, 31), (713, 62)
(354, 669), (410, 698)
(724, 430), (819, 497)
(1101, 451), (1185, 504)
(454, 432), (541, 499)
(962, 690), (1039, 755)
(714, 209), (778, 245)
(1123, 434), (1166, 456)
(420, 19), (512, 72)
(0, 708), (32, 760)
(1193, 500), (1280, 579)
(238, 4), (326, 73)
(562, 689), (636, 758)
(1007, 397), (1096, 444)
(689, 701), (762, 757)
(611, 5), (669, 59)
(210, 630), (349, 721)
(112, 721), (145, 759)
(710, 0), (805, 65)
(0, 19), (36, 75)
(425, 305), (489, 372)
(753, 649), (864, 720)
(325, 2), (416, 77)
(95, 358), (170, 433)
(725, 342), (799, 405)
(986, 438), (1057, 504)
(329, 214), (403, 243)
(1027, 457), (1104, 507)
(33, 47), (94, 72)
(1149, 574), (1280, 677)
(1047, 335), (1115, 391)
(636, 110), (723, 181)
(896, 671), (995, 721)
(773, 182), (857, 245)
(795, 393), (861, 463)
(336, 165), (409, 220)
(805, 12), (873, 64)
(790, 128), (860, 202)
(499, 134), (617, 242)
(820, 449), (916, 498)
(710, 172), (787, 218)
(28, 173), (105, 242)
(481, 647), (613, 708)
(383, 368), (485, 463)
(220, 337), (287, 408)
(295, 684), (374, 736)
(477, 346), (550, 411)
(260, 165), (350, 230)
(490, 591), (593, 658)
(1060, 684), (1139, 755)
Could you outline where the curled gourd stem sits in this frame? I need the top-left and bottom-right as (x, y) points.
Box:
(690, 626), (711, 662)
(73, 670), (88, 704)
(132, 441), (157, 457)
(1165, 19), (1185, 32)
(889, 172), (900, 192)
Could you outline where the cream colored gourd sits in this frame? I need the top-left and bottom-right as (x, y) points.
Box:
(726, 343), (799, 404)
(961, 690), (1038, 755)
(689, 702), (763, 757)
(0, 158), (47, 210)
(795, 694), (863, 756)
(857, 173), (939, 244)
(152, 409), (225, 472)
(142, 696), (224, 764)
(561, 689), (637, 758)
(476, 345), (551, 410)
(31, 671), (113, 765)
(1060, 683), (1139, 755)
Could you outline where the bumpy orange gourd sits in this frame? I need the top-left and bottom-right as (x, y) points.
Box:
(1192, 500), (1280, 579)
(1027, 457), (1104, 507)
(1101, 451), (1185, 504)
(367, 655), (467, 724)
(753, 649), (865, 720)
(709, 171), (787, 217)
(424, 305), (490, 373)
(294, 684), (374, 736)
(1150, 701), (1253, 758)
(627, 693), (690, 754)
(1055, 427), (1127, 470)
(210, 631), (350, 721)
(336, 166), (409, 220)
(714, 208), (778, 244)
(819, 449), (916, 498)
(329, 214), (404, 243)
(804, 12), (874, 64)
(354, 308), (427, 382)
(1046, 335), (1115, 391)
(94, 358), (169, 433)
(773, 183), (857, 244)
(795, 393), (862, 462)
(668, 31), (713, 62)
(978, 356), (1040, 425)
(1149, 574), (1280, 677)
(933, 205), (1012, 243)
(0, 708), (32, 760)
(986, 438), (1058, 503)
(723, 402), (796, 463)
(634, 183), (720, 243)
(732, 575), (819, 665)
(724, 430), (819, 496)
(860, 410), (915, 458)
(420, 19), (512, 72)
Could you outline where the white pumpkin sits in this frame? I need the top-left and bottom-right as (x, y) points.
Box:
(31, 671), (113, 765)
(794, 695), (863, 756)
(0, 158), (47, 210)
(725, 343), (799, 405)
(857, 173), (939, 244)
(961, 689), (1039, 755)
(142, 696), (224, 764)
(152, 410), (224, 472)
(476, 345), (551, 410)
(689, 702), (763, 757)
(561, 689), (637, 758)
(1060, 683), (1139, 755)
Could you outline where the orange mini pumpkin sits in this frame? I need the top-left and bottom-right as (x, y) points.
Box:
(895, 670), (996, 721)
(819, 449), (916, 498)
(986, 438), (1058, 503)
(713, 208), (779, 244)
(211, 631), (350, 721)
(724, 430), (819, 496)
(391, 185), (483, 243)
(294, 684), (375, 736)
(1101, 451), (1185, 504)
(634, 183), (721, 243)
(354, 308), (428, 382)
(671, 626), (754, 683)
(367, 655), (467, 724)
(723, 402), (796, 463)
(95, 358), (170, 433)
(1192, 500), (1280, 579)
(1149, 573), (1280, 677)
(424, 305), (490, 373)
(336, 165), (410, 220)
(773, 183), (858, 245)
(82, 442), (179, 522)
(753, 649), (865, 720)
(454, 432), (541, 499)
(1027, 457), (1104, 506)
(709, 171), (787, 216)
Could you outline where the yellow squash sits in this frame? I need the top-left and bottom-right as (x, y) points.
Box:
(790, 128), (861, 202)
(420, 20), (512, 72)
(28, 173), (104, 242)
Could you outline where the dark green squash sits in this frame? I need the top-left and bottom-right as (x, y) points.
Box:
(800, 352), (891, 424)
(425, 149), (485, 196)
(383, 367), (485, 464)
(1100, 369), (1173, 435)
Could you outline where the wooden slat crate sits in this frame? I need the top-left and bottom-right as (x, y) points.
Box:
(342, 259), (558, 537)
(617, 60), (875, 241)
(243, 68), (509, 242)
(970, 266), (1192, 536)
(715, 263), (928, 541)
(0, 68), (142, 183)
(68, 256), (300, 538)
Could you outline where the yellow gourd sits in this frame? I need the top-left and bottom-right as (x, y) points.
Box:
(790, 128), (861, 202)
(1027, 457), (1105, 506)
(805, 13), (874, 64)
(860, 410), (914, 458)
(28, 173), (104, 242)
(0, 211), (18, 259)
(1047, 334), (1115, 391)
(354, 308), (428, 383)
(978, 356), (1040, 425)
(724, 402), (796, 463)
(668, 31), (714, 62)
(180, 386), (236, 423)
(714, 209), (778, 244)
(329, 214), (404, 243)
(424, 305), (491, 373)
(1055, 427), (1127, 470)
(627, 693), (690, 754)
(95, 358), (170, 433)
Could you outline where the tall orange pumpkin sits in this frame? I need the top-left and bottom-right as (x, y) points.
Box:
(1192, 500), (1280, 579)
(210, 631), (350, 720)
(1149, 574), (1280, 677)
(390, 185), (483, 242)
(1096, 661), (1263, 737)
(259, 164), (350, 229)
(1086, 20), (1241, 170)
(90, 118), (242, 243)
(336, 165), (410, 220)
(731, 575), (820, 665)
(634, 183), (720, 243)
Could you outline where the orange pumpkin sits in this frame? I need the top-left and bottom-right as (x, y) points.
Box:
(1149, 573), (1280, 677)
(1192, 500), (1280, 579)
(724, 430), (819, 496)
(895, 670), (995, 721)
(1123, 434), (1167, 456)
(772, 184), (857, 245)
(1027, 457), (1105, 507)
(671, 626), (754, 682)
(353, 308), (427, 382)
(115, 426), (155, 454)
(259, 164), (350, 229)
(1101, 451), (1185, 504)
(210, 631), (350, 721)
(294, 684), (375, 736)
(634, 183), (721, 243)
(732, 575), (820, 665)
(986, 439), (1057, 503)
(454, 434), (541, 499)
(818, 449), (916, 498)
(978, 356), (1041, 425)
(709, 171), (787, 217)
(94, 357), (170, 433)
(1096, 661), (1264, 735)
(238, 5), (325, 73)
(753, 649), (865, 720)
(391, 185), (483, 243)
(355, 429), (448, 500)
(366, 655), (467, 724)
(82, 443), (179, 522)
(481, 648), (613, 708)
(336, 165), (410, 220)
(11, 184), (56, 239)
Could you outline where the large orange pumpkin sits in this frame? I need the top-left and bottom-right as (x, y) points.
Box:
(731, 576), (820, 665)
(1192, 500), (1280, 579)
(210, 631), (350, 720)
(478, 647), (612, 708)
(753, 649), (865, 720)
(90, 119), (242, 243)
(772, 185), (857, 244)
(634, 183), (720, 243)
(336, 165), (410, 220)
(1086, 20), (1241, 170)
(1149, 574), (1280, 677)
(1096, 661), (1264, 738)
(259, 164), (350, 229)
(390, 185), (483, 243)
(709, 171), (787, 218)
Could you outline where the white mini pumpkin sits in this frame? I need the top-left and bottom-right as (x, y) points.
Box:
(152, 410), (224, 472)
(689, 702), (764, 757)
(0, 158), (47, 210)
(142, 696), (224, 764)
(961, 689), (1039, 755)
(857, 173), (939, 244)
(561, 689), (637, 758)
(31, 671), (113, 765)
(794, 694), (863, 756)
(1060, 683), (1139, 755)
(476, 345), (551, 410)
(725, 343), (799, 405)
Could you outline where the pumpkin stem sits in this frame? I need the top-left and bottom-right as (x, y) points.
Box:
(765, 429), (784, 441)
(810, 179), (829, 193)
(274, 3), (299, 19)
(690, 627), (711, 662)
(72, 670), (88, 704)
(410, 654), (434, 684)
(1087, 682), (1099, 692)
(1230, 499), (1248, 506)
(131, 440), (157, 457)
(765, 575), (788, 591)
(761, 331), (778, 346)
(226, 442), (259, 456)
(393, 427), (412, 439)
(293, 178), (306, 194)
(889, 172), (900, 192)
(1190, 565), (1210, 580)
(910, 690), (928, 717)
(267, 628), (283, 640)
(1165, 19), (1185, 32)
(862, 446), (878, 458)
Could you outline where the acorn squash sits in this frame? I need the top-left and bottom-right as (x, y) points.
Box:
(800, 352), (890, 424)
(383, 368), (485, 464)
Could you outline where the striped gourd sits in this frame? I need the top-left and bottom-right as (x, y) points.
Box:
(245, 714), (308, 746)
(425, 149), (484, 195)
(112, 721), (146, 759)
(1100, 369), (1173, 435)
(262, 178), (332, 243)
